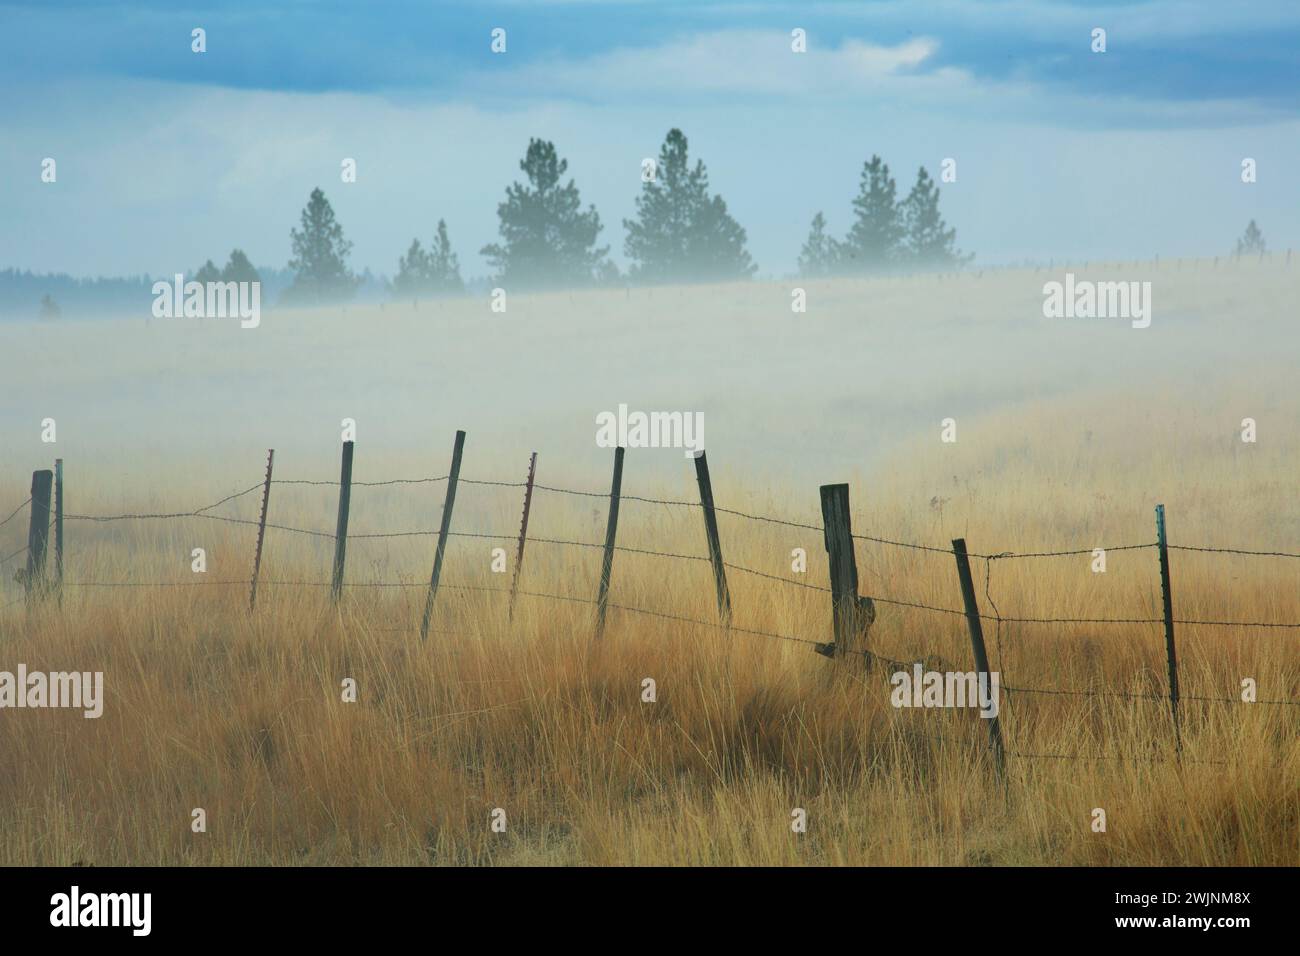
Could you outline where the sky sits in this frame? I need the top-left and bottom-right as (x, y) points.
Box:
(1, 0), (1298, 279)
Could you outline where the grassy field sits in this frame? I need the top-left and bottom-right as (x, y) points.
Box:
(0, 262), (1297, 865)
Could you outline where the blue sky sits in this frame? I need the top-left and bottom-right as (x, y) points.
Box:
(2, 0), (1298, 277)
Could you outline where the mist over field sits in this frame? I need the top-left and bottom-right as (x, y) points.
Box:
(2, 260), (1296, 499)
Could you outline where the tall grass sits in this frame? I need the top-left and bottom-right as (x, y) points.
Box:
(1, 264), (1297, 865)
(1, 399), (1296, 865)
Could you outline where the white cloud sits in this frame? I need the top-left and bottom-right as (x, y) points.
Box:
(473, 30), (961, 99)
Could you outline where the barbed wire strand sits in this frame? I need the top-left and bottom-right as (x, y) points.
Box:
(0, 498), (32, 531)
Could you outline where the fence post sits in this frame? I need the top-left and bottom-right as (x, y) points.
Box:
(419, 429), (466, 641)
(508, 451), (538, 622)
(817, 483), (871, 663)
(692, 451), (731, 623)
(249, 449), (274, 612)
(54, 458), (64, 605)
(1154, 504), (1181, 752)
(25, 470), (54, 606)
(952, 538), (1007, 777)
(330, 441), (354, 604)
(593, 446), (625, 640)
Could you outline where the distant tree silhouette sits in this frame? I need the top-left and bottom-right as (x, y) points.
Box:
(395, 219), (464, 298)
(426, 221), (463, 292)
(221, 249), (261, 284)
(841, 155), (903, 273)
(899, 167), (969, 268)
(38, 293), (60, 321)
(481, 139), (610, 288)
(623, 128), (756, 282)
(798, 212), (841, 277)
(284, 187), (359, 304)
(394, 240), (427, 297)
(803, 157), (972, 276)
(194, 259), (222, 284)
(1235, 220), (1266, 256)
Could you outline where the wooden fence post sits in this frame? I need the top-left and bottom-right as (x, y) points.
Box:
(952, 539), (1007, 776)
(1154, 504), (1181, 752)
(419, 429), (466, 640)
(593, 446), (625, 640)
(330, 441), (354, 604)
(25, 470), (54, 606)
(507, 451), (537, 622)
(54, 458), (64, 605)
(249, 449), (274, 612)
(817, 483), (872, 663)
(692, 451), (731, 623)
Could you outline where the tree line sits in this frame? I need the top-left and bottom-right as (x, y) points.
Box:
(277, 128), (969, 303)
(798, 157), (971, 275)
(31, 128), (1273, 317)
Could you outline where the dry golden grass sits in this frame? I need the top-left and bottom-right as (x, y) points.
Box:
(1, 263), (1297, 865)
(1, 385), (1297, 866)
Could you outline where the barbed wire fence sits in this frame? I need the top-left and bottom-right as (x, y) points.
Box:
(2, 436), (1297, 773)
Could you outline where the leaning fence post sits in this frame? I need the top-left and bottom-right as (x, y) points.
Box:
(692, 450), (731, 623)
(507, 451), (538, 622)
(1154, 504), (1181, 752)
(817, 483), (871, 664)
(419, 429), (466, 641)
(330, 441), (354, 604)
(952, 538), (1007, 777)
(54, 458), (64, 605)
(25, 470), (54, 606)
(593, 446), (625, 640)
(249, 449), (274, 612)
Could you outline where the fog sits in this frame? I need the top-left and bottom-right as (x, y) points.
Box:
(2, 260), (1294, 509)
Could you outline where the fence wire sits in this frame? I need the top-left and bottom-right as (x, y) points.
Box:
(5, 467), (1298, 772)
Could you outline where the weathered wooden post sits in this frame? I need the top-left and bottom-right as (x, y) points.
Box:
(25, 470), (54, 605)
(330, 441), (354, 604)
(692, 451), (731, 623)
(54, 458), (64, 605)
(593, 446), (625, 640)
(249, 449), (274, 612)
(817, 484), (873, 663)
(419, 429), (466, 641)
(507, 451), (537, 622)
(952, 538), (1006, 777)
(1154, 504), (1181, 752)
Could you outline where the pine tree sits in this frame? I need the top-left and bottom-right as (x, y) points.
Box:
(798, 212), (840, 277)
(393, 239), (430, 299)
(194, 259), (222, 284)
(426, 219), (464, 293)
(394, 220), (464, 298)
(899, 167), (966, 269)
(623, 129), (756, 283)
(38, 294), (61, 321)
(221, 249), (261, 284)
(285, 187), (359, 304)
(842, 155), (902, 273)
(1235, 220), (1266, 256)
(481, 139), (609, 288)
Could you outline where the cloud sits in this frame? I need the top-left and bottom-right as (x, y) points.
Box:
(471, 31), (953, 100)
